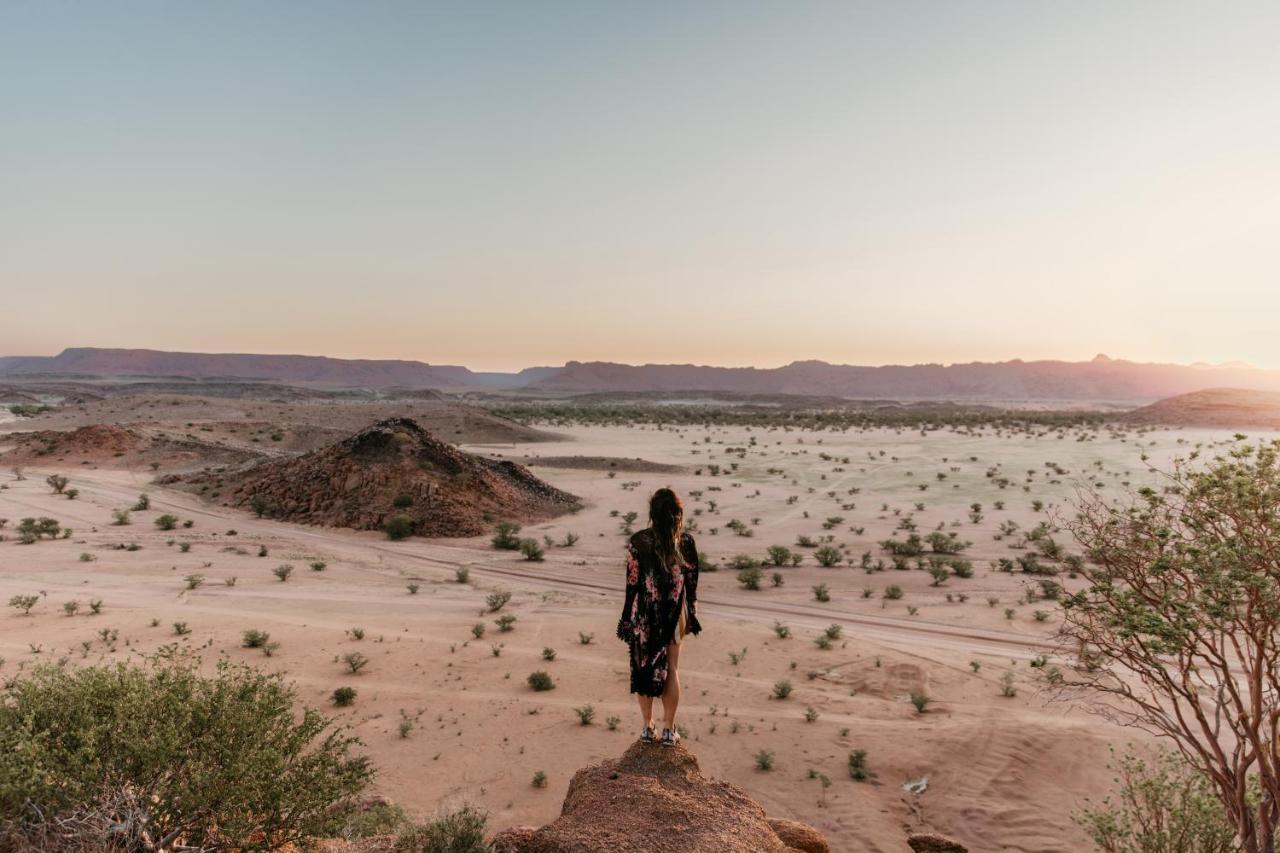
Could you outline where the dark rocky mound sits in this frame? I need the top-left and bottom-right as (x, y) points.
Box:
(190, 417), (579, 537)
(1, 424), (148, 459)
(490, 742), (828, 853)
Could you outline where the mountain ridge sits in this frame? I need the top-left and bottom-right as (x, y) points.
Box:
(5, 347), (1280, 402)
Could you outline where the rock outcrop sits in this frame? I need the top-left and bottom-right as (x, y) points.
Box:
(907, 833), (969, 853)
(490, 741), (828, 853)
(187, 417), (580, 537)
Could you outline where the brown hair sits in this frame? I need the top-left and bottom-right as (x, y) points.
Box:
(648, 488), (686, 572)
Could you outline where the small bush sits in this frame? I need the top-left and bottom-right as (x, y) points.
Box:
(394, 806), (490, 853)
(242, 629), (271, 648)
(909, 691), (930, 714)
(754, 750), (775, 771)
(491, 522), (522, 550)
(155, 514), (179, 531)
(812, 583), (830, 602)
(531, 771), (547, 788)
(527, 671), (555, 691)
(342, 652), (369, 674)
(519, 538), (545, 561)
(541, 647), (557, 662)
(486, 591), (512, 612)
(332, 686), (357, 706)
(772, 680), (793, 700)
(574, 705), (595, 725)
(848, 749), (869, 781)
(884, 584), (904, 600)
(384, 515), (414, 541)
(737, 565), (763, 590)
(273, 564), (294, 582)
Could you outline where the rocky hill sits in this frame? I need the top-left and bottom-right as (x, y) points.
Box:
(490, 741), (830, 853)
(1126, 387), (1280, 428)
(183, 417), (579, 537)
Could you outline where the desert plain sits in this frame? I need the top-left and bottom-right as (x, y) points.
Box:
(0, 397), (1257, 852)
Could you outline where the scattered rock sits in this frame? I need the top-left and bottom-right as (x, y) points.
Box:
(907, 833), (969, 853)
(767, 817), (830, 852)
(492, 741), (827, 852)
(902, 776), (929, 795)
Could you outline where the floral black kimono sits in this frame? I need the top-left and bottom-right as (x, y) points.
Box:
(616, 528), (702, 697)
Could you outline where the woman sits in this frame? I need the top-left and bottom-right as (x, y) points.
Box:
(616, 488), (701, 747)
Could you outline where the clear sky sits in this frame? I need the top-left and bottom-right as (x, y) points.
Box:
(2, 2), (1278, 371)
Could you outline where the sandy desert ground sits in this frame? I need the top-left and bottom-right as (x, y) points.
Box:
(0, 413), (1261, 851)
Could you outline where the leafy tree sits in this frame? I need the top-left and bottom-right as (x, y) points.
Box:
(1060, 440), (1280, 852)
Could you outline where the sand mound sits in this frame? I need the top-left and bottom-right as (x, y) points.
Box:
(490, 741), (828, 853)
(187, 417), (579, 537)
(1126, 387), (1280, 428)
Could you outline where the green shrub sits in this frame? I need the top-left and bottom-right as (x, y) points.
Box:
(491, 522), (522, 550)
(519, 538), (545, 561)
(813, 545), (842, 567)
(848, 749), (869, 781)
(154, 514), (179, 531)
(527, 671), (554, 691)
(394, 805), (489, 853)
(0, 651), (371, 848)
(772, 680), (793, 700)
(737, 565), (763, 590)
(384, 515), (414, 541)
(332, 686), (357, 706)
(242, 629), (270, 649)
(1076, 749), (1236, 853)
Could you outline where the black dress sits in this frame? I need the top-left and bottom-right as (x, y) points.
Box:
(616, 529), (702, 697)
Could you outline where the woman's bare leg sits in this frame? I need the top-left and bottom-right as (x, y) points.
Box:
(637, 694), (655, 731)
(660, 642), (682, 730)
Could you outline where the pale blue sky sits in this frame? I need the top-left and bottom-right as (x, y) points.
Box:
(2, 2), (1277, 370)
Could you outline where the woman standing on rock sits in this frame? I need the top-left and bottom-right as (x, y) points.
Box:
(617, 487), (701, 747)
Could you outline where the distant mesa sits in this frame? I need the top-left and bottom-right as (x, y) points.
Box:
(1126, 388), (1280, 429)
(490, 740), (833, 852)
(183, 417), (580, 537)
(6, 346), (1280, 403)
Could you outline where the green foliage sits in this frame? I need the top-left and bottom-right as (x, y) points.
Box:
(772, 680), (793, 700)
(527, 671), (554, 691)
(332, 686), (357, 707)
(848, 749), (869, 781)
(242, 629), (271, 649)
(154, 514), (179, 531)
(8, 595), (38, 615)
(737, 565), (763, 590)
(0, 650), (371, 848)
(1076, 749), (1236, 853)
(754, 750), (775, 771)
(813, 545), (842, 567)
(486, 591), (512, 612)
(766, 545), (793, 566)
(383, 514), (414, 541)
(491, 522), (522, 550)
(394, 805), (490, 853)
(519, 538), (545, 561)
(812, 583), (830, 602)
